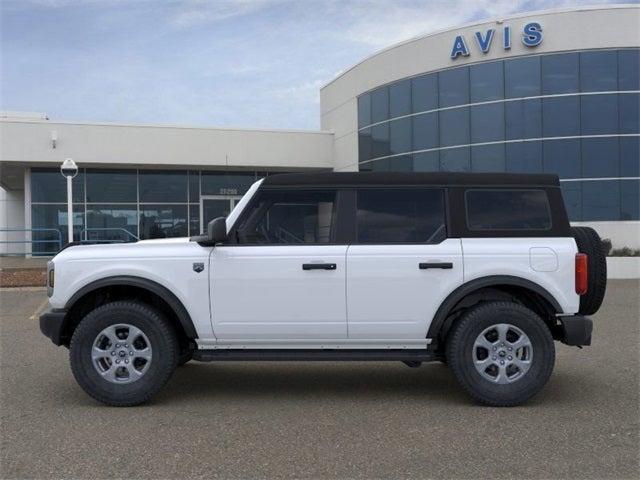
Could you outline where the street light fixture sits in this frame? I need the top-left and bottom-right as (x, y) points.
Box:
(60, 158), (78, 244)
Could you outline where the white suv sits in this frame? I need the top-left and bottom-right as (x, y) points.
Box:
(40, 172), (607, 407)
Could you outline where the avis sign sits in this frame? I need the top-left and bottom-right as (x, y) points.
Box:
(450, 22), (543, 59)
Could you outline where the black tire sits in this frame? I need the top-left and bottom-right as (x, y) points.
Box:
(70, 301), (178, 407)
(446, 302), (555, 407)
(571, 226), (607, 315)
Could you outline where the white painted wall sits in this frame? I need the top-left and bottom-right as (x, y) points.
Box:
(573, 221), (640, 250)
(0, 187), (25, 255)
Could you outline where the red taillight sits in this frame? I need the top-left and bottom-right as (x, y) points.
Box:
(575, 253), (588, 295)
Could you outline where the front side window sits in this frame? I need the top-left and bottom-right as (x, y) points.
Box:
(238, 190), (337, 244)
(356, 189), (446, 244)
(466, 189), (551, 230)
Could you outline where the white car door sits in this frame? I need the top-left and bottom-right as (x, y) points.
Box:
(209, 188), (348, 341)
(346, 188), (463, 340)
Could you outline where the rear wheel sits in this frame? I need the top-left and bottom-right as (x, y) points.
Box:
(446, 301), (555, 407)
(70, 301), (178, 406)
(571, 226), (607, 315)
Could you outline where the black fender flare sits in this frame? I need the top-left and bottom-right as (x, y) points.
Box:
(426, 275), (562, 341)
(65, 275), (198, 339)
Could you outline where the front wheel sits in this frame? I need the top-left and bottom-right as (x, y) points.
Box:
(69, 301), (179, 406)
(446, 301), (555, 407)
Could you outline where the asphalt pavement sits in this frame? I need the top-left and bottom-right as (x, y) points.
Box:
(1, 281), (638, 479)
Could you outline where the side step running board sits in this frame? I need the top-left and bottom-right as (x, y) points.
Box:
(192, 349), (439, 362)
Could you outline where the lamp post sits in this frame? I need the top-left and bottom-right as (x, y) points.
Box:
(60, 158), (78, 244)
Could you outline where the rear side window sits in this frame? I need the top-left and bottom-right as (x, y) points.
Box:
(466, 189), (552, 230)
(356, 188), (446, 243)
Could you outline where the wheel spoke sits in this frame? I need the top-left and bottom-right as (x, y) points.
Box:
(126, 325), (144, 344)
(99, 363), (118, 382)
(125, 365), (143, 381)
(495, 364), (510, 384)
(496, 324), (509, 344)
(473, 335), (495, 351)
(512, 357), (532, 374)
(133, 347), (152, 361)
(91, 346), (110, 361)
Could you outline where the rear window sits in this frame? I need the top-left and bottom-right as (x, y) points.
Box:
(356, 188), (446, 243)
(465, 189), (552, 231)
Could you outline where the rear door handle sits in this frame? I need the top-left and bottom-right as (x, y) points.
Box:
(419, 262), (453, 270)
(302, 263), (337, 271)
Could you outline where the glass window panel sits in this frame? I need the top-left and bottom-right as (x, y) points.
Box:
(543, 97), (580, 137)
(413, 151), (440, 172)
(412, 73), (438, 113)
(621, 180), (639, 220)
(543, 139), (581, 179)
(620, 136), (640, 177)
(370, 87), (389, 123)
(371, 123), (390, 158)
(238, 190), (337, 245)
(582, 138), (619, 178)
(582, 181), (620, 221)
(31, 168), (85, 203)
(139, 205), (188, 239)
(618, 49), (640, 91)
(439, 108), (469, 147)
(412, 112), (438, 151)
(580, 51), (617, 92)
(470, 61), (504, 102)
(356, 189), (446, 244)
(359, 128), (372, 162)
(581, 94), (619, 135)
(359, 161), (373, 172)
(86, 205), (138, 241)
(505, 99), (542, 140)
(387, 155), (413, 172)
(369, 159), (391, 171)
(201, 171), (255, 196)
(358, 94), (371, 128)
(466, 189), (551, 230)
(139, 170), (187, 203)
(86, 169), (137, 203)
(188, 171), (200, 203)
(440, 147), (470, 172)
(439, 67), (469, 108)
(561, 182), (582, 221)
(619, 93), (639, 134)
(505, 56), (540, 98)
(541, 52), (579, 94)
(506, 142), (543, 173)
(471, 103), (504, 143)
(31, 204), (84, 252)
(189, 204), (200, 236)
(471, 144), (506, 172)
(389, 79), (411, 118)
(389, 117), (412, 155)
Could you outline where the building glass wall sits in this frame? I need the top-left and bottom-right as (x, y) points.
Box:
(357, 48), (640, 221)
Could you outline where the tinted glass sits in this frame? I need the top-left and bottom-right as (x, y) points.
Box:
(389, 117), (412, 155)
(359, 129), (373, 162)
(561, 182), (582, 221)
(370, 87), (389, 123)
(412, 74), (438, 113)
(31, 168), (85, 203)
(356, 189), (446, 243)
(387, 156), (413, 172)
(188, 171), (200, 203)
(506, 142), (543, 173)
(620, 136), (640, 177)
(139, 205), (188, 239)
(470, 61), (504, 102)
(86, 205), (138, 240)
(581, 137), (619, 178)
(358, 94), (371, 128)
(413, 151), (440, 172)
(439, 67), (469, 107)
(618, 49), (640, 91)
(471, 144), (505, 172)
(389, 79), (411, 118)
(505, 99), (542, 140)
(581, 94), (618, 135)
(440, 147), (470, 171)
(439, 108), (469, 147)
(471, 103), (504, 143)
(239, 190), (337, 244)
(201, 172), (255, 196)
(31, 204), (84, 251)
(139, 170), (187, 203)
(412, 112), (438, 151)
(543, 139), (581, 179)
(86, 170), (137, 203)
(541, 53), (579, 94)
(542, 97), (580, 137)
(582, 181), (620, 221)
(580, 51), (617, 92)
(505, 56), (540, 98)
(371, 123), (390, 158)
(619, 93), (639, 134)
(189, 204), (200, 236)
(621, 180), (639, 220)
(466, 190), (551, 230)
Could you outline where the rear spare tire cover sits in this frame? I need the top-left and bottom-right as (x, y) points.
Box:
(571, 226), (607, 315)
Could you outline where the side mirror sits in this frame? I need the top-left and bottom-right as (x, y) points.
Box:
(207, 217), (228, 244)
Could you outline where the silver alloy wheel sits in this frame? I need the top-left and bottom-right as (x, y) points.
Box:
(472, 323), (533, 384)
(91, 324), (153, 384)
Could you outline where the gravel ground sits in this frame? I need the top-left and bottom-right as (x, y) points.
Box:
(1, 280), (638, 479)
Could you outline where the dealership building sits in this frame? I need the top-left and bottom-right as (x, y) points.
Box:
(1, 5), (638, 254)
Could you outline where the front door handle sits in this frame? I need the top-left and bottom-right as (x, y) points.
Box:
(302, 263), (337, 271)
(419, 262), (453, 270)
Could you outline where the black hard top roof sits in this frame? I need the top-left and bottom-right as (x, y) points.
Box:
(262, 171), (560, 187)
